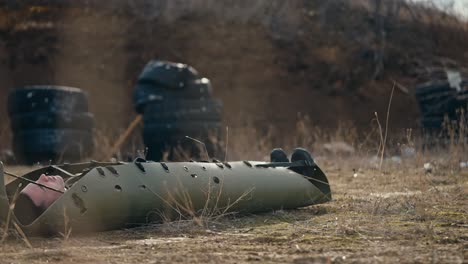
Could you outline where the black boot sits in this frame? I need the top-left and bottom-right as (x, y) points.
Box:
(291, 147), (314, 165)
(270, 148), (289, 162)
(290, 147), (331, 201)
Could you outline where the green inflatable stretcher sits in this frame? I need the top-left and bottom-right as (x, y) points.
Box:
(0, 148), (331, 236)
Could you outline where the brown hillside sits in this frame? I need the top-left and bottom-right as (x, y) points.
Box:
(0, 0), (467, 150)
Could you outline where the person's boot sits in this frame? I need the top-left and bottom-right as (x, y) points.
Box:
(270, 148), (289, 162)
(291, 147), (314, 165)
(290, 147), (331, 201)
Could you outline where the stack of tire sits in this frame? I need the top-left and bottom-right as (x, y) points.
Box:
(133, 60), (223, 161)
(8, 86), (94, 164)
(415, 80), (468, 133)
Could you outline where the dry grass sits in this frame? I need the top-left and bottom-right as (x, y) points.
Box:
(1, 157), (466, 263)
(0, 116), (466, 263)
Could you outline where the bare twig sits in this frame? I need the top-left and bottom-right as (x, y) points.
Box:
(376, 82), (396, 170)
(12, 221), (32, 249)
(374, 112), (384, 167)
(214, 188), (254, 222)
(185, 136), (210, 161)
(107, 115), (143, 160)
(224, 126), (229, 162)
(1, 183), (21, 243)
(391, 78), (409, 94)
(59, 207), (72, 241)
(381, 82), (395, 169)
(0, 183), (36, 248)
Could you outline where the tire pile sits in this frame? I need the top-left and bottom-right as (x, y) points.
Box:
(133, 61), (223, 161)
(8, 86), (94, 164)
(415, 80), (468, 132)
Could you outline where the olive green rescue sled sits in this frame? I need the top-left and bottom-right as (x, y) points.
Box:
(0, 148), (331, 236)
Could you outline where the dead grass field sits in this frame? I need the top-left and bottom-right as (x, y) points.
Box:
(1, 149), (466, 264)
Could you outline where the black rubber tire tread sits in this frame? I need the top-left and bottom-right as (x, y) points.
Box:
(8, 86), (89, 115)
(133, 78), (213, 113)
(414, 80), (468, 121)
(416, 88), (456, 109)
(143, 99), (222, 122)
(13, 129), (94, 163)
(185, 78), (213, 96)
(137, 60), (199, 89)
(415, 80), (468, 104)
(416, 80), (468, 95)
(10, 111), (95, 130)
(143, 98), (222, 113)
(456, 89), (468, 100)
(421, 116), (445, 129)
(420, 114), (466, 129)
(133, 84), (164, 114)
(415, 81), (454, 96)
(418, 96), (458, 116)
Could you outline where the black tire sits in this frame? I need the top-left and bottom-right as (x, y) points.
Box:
(419, 96), (458, 117)
(456, 85), (468, 100)
(416, 80), (468, 131)
(185, 78), (213, 96)
(420, 113), (468, 132)
(421, 116), (445, 130)
(13, 129), (94, 163)
(133, 78), (213, 113)
(415, 81), (456, 113)
(8, 86), (89, 115)
(415, 80), (456, 96)
(137, 60), (199, 89)
(143, 99), (222, 123)
(10, 111), (95, 130)
(133, 84), (164, 114)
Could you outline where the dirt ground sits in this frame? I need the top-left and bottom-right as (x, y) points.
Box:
(1, 154), (466, 264)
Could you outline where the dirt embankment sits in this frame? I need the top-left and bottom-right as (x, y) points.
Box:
(0, 1), (467, 145)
